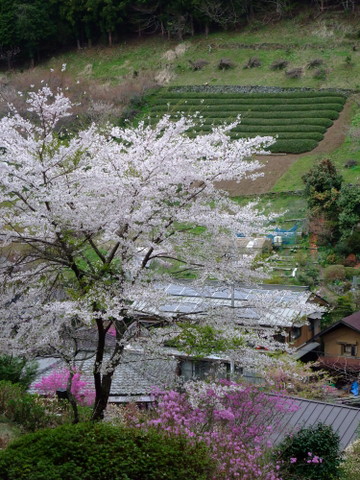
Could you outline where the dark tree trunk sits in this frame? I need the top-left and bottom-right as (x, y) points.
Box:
(92, 371), (113, 421)
(92, 318), (106, 420)
(67, 370), (79, 424)
(91, 318), (125, 421)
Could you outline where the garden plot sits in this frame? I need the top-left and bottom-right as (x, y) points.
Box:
(145, 90), (346, 154)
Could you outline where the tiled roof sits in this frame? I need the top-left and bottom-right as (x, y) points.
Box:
(30, 350), (178, 398)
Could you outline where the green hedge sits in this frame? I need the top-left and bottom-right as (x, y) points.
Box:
(148, 107), (340, 119)
(140, 89), (345, 153)
(176, 110), (339, 119)
(268, 139), (318, 153)
(192, 124), (325, 133)
(199, 117), (333, 127)
(0, 423), (215, 480)
(150, 103), (343, 113)
(156, 91), (346, 99)
(154, 97), (345, 106)
(185, 133), (319, 151)
(228, 132), (324, 141)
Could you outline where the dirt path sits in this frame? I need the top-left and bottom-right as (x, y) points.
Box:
(216, 99), (353, 196)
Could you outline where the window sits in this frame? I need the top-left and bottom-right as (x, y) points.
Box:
(341, 344), (357, 357)
(290, 327), (302, 341)
(179, 360), (230, 381)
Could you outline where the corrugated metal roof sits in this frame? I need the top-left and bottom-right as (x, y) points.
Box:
(157, 282), (324, 327)
(272, 396), (360, 450)
(294, 342), (320, 360)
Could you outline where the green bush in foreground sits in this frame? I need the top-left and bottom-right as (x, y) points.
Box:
(0, 422), (215, 480)
(275, 423), (341, 480)
(341, 440), (360, 480)
(0, 355), (38, 389)
(0, 381), (53, 432)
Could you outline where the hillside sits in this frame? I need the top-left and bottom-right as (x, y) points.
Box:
(2, 12), (359, 198)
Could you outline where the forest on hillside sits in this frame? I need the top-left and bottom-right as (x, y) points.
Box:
(0, 0), (358, 68)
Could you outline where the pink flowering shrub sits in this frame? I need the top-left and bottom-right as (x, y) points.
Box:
(142, 381), (298, 480)
(33, 369), (95, 406)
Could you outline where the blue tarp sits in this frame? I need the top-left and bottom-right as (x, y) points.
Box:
(351, 381), (359, 396)
(267, 224), (299, 245)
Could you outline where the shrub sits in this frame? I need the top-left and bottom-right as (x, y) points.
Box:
(0, 355), (38, 389)
(268, 139), (318, 153)
(341, 439), (360, 480)
(189, 59), (209, 70)
(324, 265), (346, 283)
(270, 59), (289, 70)
(345, 55), (354, 66)
(229, 125), (325, 133)
(218, 58), (235, 70)
(345, 266), (359, 279)
(275, 423), (341, 480)
(189, 104), (342, 112)
(285, 67), (303, 79)
(307, 58), (324, 69)
(0, 423), (215, 480)
(244, 56), (261, 68)
(313, 68), (327, 80)
(145, 382), (292, 480)
(149, 107), (341, 120)
(345, 159), (357, 168)
(154, 96), (345, 106)
(0, 381), (56, 432)
(296, 264), (320, 287)
(33, 368), (95, 406)
(200, 117), (332, 127)
(163, 89), (346, 99)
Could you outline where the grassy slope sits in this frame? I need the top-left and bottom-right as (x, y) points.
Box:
(35, 14), (360, 89)
(5, 12), (360, 202)
(272, 138), (360, 192)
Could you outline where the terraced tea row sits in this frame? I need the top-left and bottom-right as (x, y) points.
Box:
(144, 90), (346, 154)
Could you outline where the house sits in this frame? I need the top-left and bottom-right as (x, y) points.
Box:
(308, 311), (360, 374)
(157, 281), (327, 348)
(29, 281), (327, 401)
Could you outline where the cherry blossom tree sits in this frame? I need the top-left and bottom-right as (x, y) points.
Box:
(0, 86), (317, 420)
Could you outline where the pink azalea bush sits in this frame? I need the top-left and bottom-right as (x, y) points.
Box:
(33, 369), (95, 406)
(141, 381), (298, 480)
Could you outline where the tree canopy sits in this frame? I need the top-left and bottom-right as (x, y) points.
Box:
(0, 86), (323, 420)
(0, 0), (356, 66)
